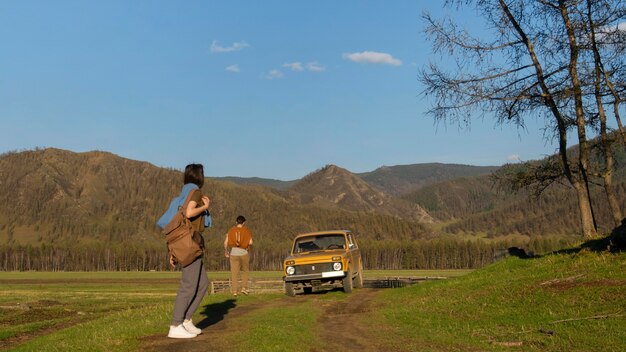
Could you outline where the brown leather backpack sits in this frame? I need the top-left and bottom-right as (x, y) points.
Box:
(162, 189), (203, 267)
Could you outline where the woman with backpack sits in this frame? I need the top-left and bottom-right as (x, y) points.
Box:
(166, 163), (211, 339)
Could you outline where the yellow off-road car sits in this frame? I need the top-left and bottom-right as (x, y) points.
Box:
(282, 230), (363, 296)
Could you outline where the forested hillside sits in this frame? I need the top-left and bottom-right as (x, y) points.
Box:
(403, 144), (626, 236)
(358, 163), (499, 196)
(401, 175), (507, 221)
(0, 148), (441, 271)
(0, 148), (606, 271)
(286, 164), (433, 223)
(438, 181), (626, 236)
(0, 148), (434, 243)
(215, 162), (498, 195)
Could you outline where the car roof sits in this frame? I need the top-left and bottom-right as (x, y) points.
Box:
(293, 230), (352, 239)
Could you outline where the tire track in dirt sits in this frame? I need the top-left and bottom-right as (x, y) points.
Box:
(142, 288), (385, 352)
(0, 300), (110, 351)
(141, 295), (300, 352)
(0, 315), (92, 351)
(311, 288), (384, 352)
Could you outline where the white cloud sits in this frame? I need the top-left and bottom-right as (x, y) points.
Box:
(226, 64), (240, 73)
(307, 61), (325, 72)
(210, 40), (250, 53)
(342, 51), (402, 66)
(507, 154), (521, 162)
(264, 69), (284, 80)
(282, 61), (326, 73)
(283, 62), (304, 71)
(618, 22), (626, 31)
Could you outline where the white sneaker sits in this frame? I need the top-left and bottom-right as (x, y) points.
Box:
(168, 324), (197, 339)
(183, 319), (202, 334)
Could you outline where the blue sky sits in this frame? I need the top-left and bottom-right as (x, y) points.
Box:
(1, 1), (557, 180)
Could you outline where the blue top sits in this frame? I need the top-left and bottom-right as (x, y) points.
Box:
(156, 183), (211, 229)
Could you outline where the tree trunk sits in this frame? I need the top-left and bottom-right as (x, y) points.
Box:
(559, 0), (597, 238)
(604, 170), (623, 227)
(572, 180), (597, 238)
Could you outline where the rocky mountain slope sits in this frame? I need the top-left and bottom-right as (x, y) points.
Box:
(287, 165), (433, 223)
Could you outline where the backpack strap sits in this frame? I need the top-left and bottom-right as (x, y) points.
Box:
(179, 189), (200, 217)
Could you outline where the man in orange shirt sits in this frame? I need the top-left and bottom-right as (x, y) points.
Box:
(224, 215), (253, 296)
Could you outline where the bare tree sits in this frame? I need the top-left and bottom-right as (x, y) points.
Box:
(421, 0), (626, 238)
(582, 0), (626, 226)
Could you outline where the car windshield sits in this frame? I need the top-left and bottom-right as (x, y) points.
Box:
(294, 234), (346, 253)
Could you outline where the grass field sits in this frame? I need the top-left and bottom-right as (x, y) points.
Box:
(0, 269), (460, 351)
(1, 250), (624, 351)
(375, 250), (626, 351)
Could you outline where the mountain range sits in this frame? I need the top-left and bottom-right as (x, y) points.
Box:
(1, 146), (624, 252)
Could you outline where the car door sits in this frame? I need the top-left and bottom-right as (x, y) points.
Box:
(346, 233), (361, 275)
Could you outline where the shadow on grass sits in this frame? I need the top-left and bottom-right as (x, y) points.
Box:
(196, 299), (237, 329)
(497, 223), (626, 261)
(554, 219), (626, 255)
(494, 246), (539, 260)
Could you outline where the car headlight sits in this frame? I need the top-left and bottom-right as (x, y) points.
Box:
(286, 266), (295, 275)
(333, 262), (342, 271)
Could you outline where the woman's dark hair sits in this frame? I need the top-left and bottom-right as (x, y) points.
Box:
(184, 164), (204, 188)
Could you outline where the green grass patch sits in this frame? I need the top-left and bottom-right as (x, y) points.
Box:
(3, 257), (621, 352)
(8, 301), (173, 352)
(374, 250), (626, 351)
(219, 298), (323, 351)
(5, 292), (272, 352)
(365, 269), (473, 278)
(0, 318), (70, 340)
(0, 272), (176, 351)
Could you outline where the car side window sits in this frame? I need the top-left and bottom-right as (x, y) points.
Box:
(347, 234), (356, 249)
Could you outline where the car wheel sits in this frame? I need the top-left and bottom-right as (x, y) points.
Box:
(354, 268), (363, 289)
(303, 287), (313, 294)
(342, 271), (353, 294)
(285, 282), (296, 297)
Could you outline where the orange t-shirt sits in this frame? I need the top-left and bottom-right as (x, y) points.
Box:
(226, 225), (252, 249)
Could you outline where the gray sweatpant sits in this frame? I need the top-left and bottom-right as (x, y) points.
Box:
(171, 257), (209, 325)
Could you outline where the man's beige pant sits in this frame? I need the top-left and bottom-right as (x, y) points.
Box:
(229, 253), (250, 293)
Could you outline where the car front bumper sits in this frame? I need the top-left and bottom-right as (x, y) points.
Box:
(283, 271), (346, 282)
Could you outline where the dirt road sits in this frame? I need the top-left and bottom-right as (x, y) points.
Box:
(311, 288), (385, 352)
(142, 288), (385, 352)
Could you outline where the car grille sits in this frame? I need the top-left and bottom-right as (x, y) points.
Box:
(295, 262), (334, 275)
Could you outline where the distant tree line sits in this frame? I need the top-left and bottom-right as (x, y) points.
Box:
(0, 236), (577, 271)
